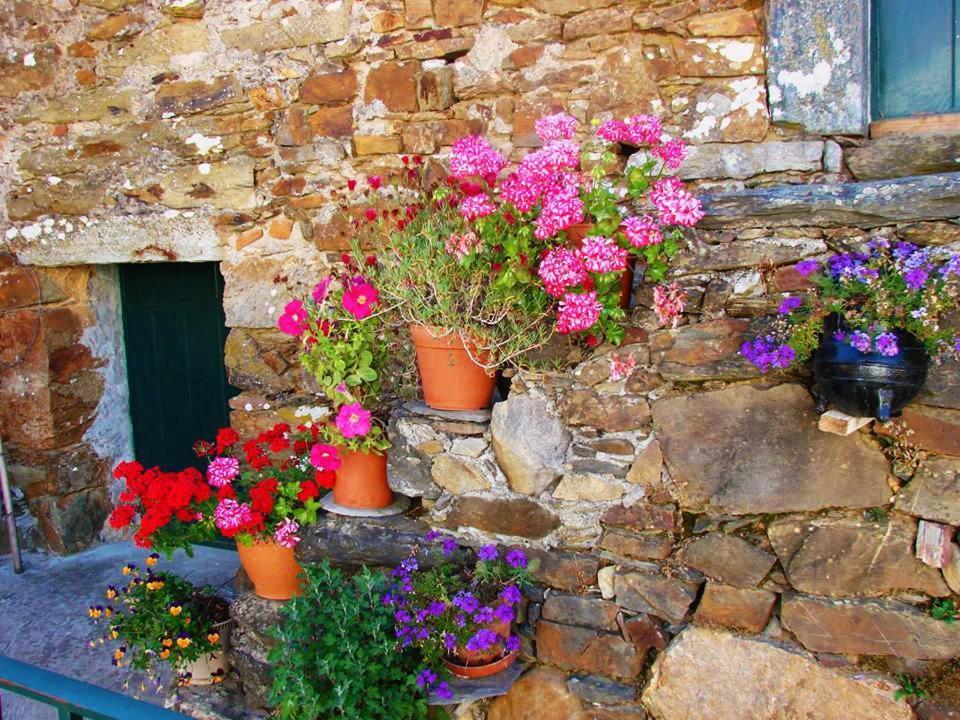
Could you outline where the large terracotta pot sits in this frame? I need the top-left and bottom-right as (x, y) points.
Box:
(566, 222), (636, 309)
(409, 324), (496, 411)
(333, 448), (393, 509)
(236, 539), (303, 600)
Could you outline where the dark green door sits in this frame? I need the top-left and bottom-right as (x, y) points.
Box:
(872, 0), (959, 119)
(119, 263), (235, 471)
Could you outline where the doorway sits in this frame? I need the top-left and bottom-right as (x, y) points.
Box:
(119, 263), (236, 471)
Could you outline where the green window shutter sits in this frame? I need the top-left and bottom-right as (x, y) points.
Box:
(872, 0), (958, 119)
(119, 263), (236, 471)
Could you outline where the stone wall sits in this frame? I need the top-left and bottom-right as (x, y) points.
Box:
(1, 0), (960, 714)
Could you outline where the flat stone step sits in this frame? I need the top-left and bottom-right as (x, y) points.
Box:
(431, 661), (528, 705)
(296, 509), (431, 568)
(167, 679), (268, 720)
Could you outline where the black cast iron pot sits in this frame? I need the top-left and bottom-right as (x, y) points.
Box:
(812, 315), (928, 421)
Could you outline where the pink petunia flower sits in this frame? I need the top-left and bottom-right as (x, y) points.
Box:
(577, 235), (628, 274)
(342, 278), (380, 319)
(312, 276), (333, 304)
(336, 402), (372, 438)
(459, 194), (496, 221)
(310, 443), (341, 471)
(449, 136), (507, 180)
(538, 247), (589, 298)
(535, 113), (577, 142)
(273, 518), (301, 548)
(556, 291), (603, 334)
(277, 299), (309, 336)
(206, 456), (240, 488)
(621, 215), (663, 248)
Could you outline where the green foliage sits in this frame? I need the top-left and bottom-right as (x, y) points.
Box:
(894, 674), (929, 702)
(87, 557), (227, 684)
(931, 599), (958, 624)
(268, 562), (428, 720)
(864, 507), (888, 522)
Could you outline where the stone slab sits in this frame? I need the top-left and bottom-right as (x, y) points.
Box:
(847, 133), (960, 180)
(895, 457), (960, 525)
(766, 0), (870, 134)
(678, 141), (824, 180)
(297, 512), (431, 568)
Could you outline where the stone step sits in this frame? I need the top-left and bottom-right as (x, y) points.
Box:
(295, 509), (431, 568)
(167, 678), (269, 720)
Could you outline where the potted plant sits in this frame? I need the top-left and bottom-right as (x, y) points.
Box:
(741, 238), (960, 420)
(277, 262), (394, 510)
(109, 423), (332, 600)
(268, 561), (429, 720)
(384, 534), (532, 684)
(87, 555), (231, 687)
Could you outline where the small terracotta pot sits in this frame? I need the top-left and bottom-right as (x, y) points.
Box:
(236, 539), (303, 600)
(442, 646), (520, 679)
(333, 448), (393, 509)
(566, 222), (636, 310)
(409, 324), (497, 411)
(451, 620), (511, 666)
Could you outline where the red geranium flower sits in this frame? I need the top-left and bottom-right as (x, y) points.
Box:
(297, 480), (320, 502)
(314, 470), (336, 489)
(109, 504), (136, 529)
(215, 427), (239, 453)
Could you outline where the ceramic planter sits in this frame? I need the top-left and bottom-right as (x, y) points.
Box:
(236, 538), (304, 600)
(409, 324), (496, 411)
(182, 620), (231, 685)
(332, 448), (393, 509)
(565, 222), (636, 310)
(813, 315), (929, 421)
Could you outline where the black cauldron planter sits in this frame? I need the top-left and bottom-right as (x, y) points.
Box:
(812, 316), (928, 421)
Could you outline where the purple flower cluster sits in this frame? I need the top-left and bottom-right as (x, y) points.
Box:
(778, 296), (803, 315)
(740, 337), (797, 373)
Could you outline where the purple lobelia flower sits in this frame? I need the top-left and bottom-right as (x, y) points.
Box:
(465, 628), (499, 652)
(434, 682), (453, 701)
(778, 296), (803, 315)
(875, 332), (899, 357)
(477, 544), (499, 561)
(902, 267), (929, 291)
(494, 603), (515, 624)
(794, 259), (820, 277)
(505, 635), (521, 653)
(740, 337), (796, 373)
(505, 548), (528, 569)
(416, 668), (437, 688)
(500, 585), (522, 605)
(452, 591), (480, 614)
(849, 331), (872, 353)
(441, 537), (458, 556)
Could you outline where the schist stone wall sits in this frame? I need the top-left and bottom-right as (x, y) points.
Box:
(1, 0), (959, 716)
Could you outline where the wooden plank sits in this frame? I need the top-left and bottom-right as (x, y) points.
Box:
(818, 410), (873, 436)
(871, 113), (960, 138)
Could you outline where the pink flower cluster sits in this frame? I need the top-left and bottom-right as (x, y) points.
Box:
(597, 115), (663, 146)
(621, 215), (663, 248)
(535, 112), (577, 142)
(214, 498), (254, 533)
(578, 235), (627, 274)
(277, 299), (308, 336)
(449, 136), (507, 181)
(653, 282), (686, 328)
(501, 140), (582, 239)
(342, 277), (380, 320)
(206, 456), (240, 488)
(534, 179), (584, 240)
(538, 247), (588, 298)
(649, 177), (703, 227)
(557, 291), (603, 334)
(445, 231), (481, 260)
(654, 138), (687, 171)
(273, 518), (301, 548)
(459, 194), (496, 222)
(609, 353), (637, 382)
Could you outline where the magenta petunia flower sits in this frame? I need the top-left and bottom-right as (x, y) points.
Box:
(336, 402), (372, 438)
(310, 443), (341, 471)
(312, 276), (333, 304)
(206, 456), (240, 488)
(342, 278), (380, 320)
(277, 299), (309, 336)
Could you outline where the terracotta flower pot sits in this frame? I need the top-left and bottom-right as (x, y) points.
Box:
(566, 222), (636, 310)
(409, 324), (496, 411)
(450, 620), (510, 666)
(332, 448), (393, 509)
(236, 539), (304, 600)
(442, 646), (520, 679)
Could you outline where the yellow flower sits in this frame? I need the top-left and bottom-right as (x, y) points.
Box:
(122, 566), (132, 576)
(206, 633), (220, 645)
(88, 607), (102, 619)
(162, 638), (173, 648)
(146, 554), (159, 567)
(113, 649), (124, 661)
(110, 630), (119, 640)
(169, 605), (182, 616)
(103, 608), (113, 618)
(106, 588), (118, 600)
(159, 649), (170, 660)
(176, 637), (191, 649)
(146, 580), (164, 591)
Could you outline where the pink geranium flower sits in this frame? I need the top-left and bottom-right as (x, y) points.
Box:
(459, 194), (496, 221)
(206, 456), (240, 488)
(621, 215), (663, 248)
(213, 498), (254, 533)
(277, 299), (309, 336)
(654, 137), (687, 170)
(535, 113), (577, 142)
(653, 282), (686, 328)
(449, 136), (507, 180)
(310, 443), (341, 471)
(445, 231), (481, 261)
(336, 402), (372, 438)
(538, 247), (588, 297)
(577, 235), (628, 274)
(342, 278), (380, 319)
(650, 177), (703, 227)
(273, 518), (301, 548)
(556, 291), (602, 334)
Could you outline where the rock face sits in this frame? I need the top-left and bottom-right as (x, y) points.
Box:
(694, 583), (777, 633)
(488, 667), (586, 720)
(440, 496), (561, 539)
(781, 594), (960, 660)
(614, 567), (700, 624)
(679, 532), (776, 588)
(297, 513), (430, 568)
(766, 0), (869, 134)
(653, 384), (891, 514)
(895, 457), (960, 525)
(642, 627), (914, 720)
(536, 621), (643, 680)
(768, 513), (951, 597)
(431, 454), (491, 493)
(847, 133), (960, 181)
(678, 141), (824, 180)
(560, 391), (651, 432)
(491, 394), (570, 496)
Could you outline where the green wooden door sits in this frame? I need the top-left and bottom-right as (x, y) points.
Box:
(119, 263), (235, 471)
(872, 0), (959, 119)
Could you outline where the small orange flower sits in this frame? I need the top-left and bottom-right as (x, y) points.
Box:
(176, 637), (191, 649)
(106, 587), (118, 600)
(146, 553), (159, 567)
(146, 580), (164, 591)
(162, 638), (173, 648)
(88, 607), (102, 619)
(206, 633), (220, 645)
(169, 605), (182, 616)
(110, 630), (119, 640)
(113, 649), (124, 661)
(159, 649), (170, 660)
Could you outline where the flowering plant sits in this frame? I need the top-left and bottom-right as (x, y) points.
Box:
(87, 555), (229, 687)
(109, 424), (333, 553)
(277, 260), (391, 454)
(353, 113), (700, 359)
(383, 534), (534, 699)
(742, 239), (960, 372)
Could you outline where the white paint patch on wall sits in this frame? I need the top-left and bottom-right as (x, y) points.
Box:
(776, 60), (833, 98)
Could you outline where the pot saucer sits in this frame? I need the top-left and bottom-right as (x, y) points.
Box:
(320, 493), (410, 517)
